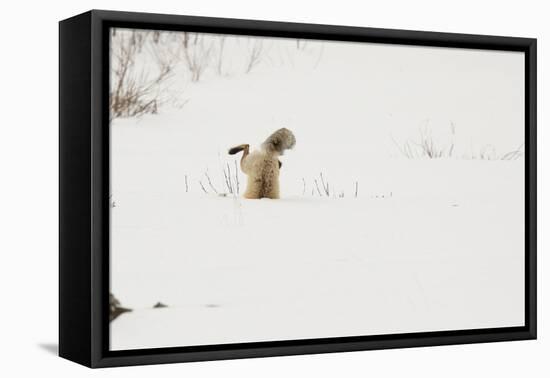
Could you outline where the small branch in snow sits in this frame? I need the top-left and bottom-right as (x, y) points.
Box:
(314, 179), (322, 196)
(222, 164), (233, 194)
(234, 160), (240, 194)
(199, 181), (208, 194)
(319, 172), (330, 196)
(204, 171), (218, 194)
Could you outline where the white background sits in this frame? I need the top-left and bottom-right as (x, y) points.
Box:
(0, 0), (546, 376)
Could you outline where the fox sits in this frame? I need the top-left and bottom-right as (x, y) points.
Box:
(228, 128), (296, 199)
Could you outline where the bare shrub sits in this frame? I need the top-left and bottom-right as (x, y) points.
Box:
(304, 174), (358, 199)
(417, 126), (448, 158)
(110, 30), (175, 120)
(220, 161), (241, 196)
(391, 137), (420, 159)
(308, 173), (353, 198)
(319, 172), (330, 196)
(217, 36), (226, 75)
(465, 143), (524, 161)
(181, 33), (213, 82)
(222, 163), (235, 194)
(204, 171), (219, 194)
(393, 122), (524, 161)
(313, 179), (322, 196)
(245, 38), (264, 73)
(197, 161), (240, 196)
(234, 160), (240, 194)
(501, 143), (524, 161)
(198, 181), (208, 194)
(478, 144), (497, 160)
(392, 122), (455, 159)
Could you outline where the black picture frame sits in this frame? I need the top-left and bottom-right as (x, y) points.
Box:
(59, 9), (537, 368)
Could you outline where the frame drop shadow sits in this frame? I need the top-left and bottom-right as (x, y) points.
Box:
(38, 343), (59, 356)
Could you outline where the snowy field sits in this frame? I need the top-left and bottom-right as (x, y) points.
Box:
(109, 29), (525, 350)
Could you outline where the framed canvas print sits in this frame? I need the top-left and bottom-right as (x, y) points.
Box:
(59, 10), (537, 368)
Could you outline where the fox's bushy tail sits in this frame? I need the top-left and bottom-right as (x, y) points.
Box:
(228, 144), (249, 155)
(262, 128), (296, 155)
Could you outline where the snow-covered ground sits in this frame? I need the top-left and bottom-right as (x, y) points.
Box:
(109, 30), (525, 350)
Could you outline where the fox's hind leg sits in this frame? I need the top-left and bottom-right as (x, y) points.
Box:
(263, 184), (280, 199)
(260, 161), (280, 199)
(244, 177), (262, 199)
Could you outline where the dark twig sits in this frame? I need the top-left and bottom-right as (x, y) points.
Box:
(199, 181), (208, 194)
(319, 173), (330, 196)
(234, 160), (240, 194)
(314, 179), (322, 196)
(204, 172), (218, 194)
(501, 143), (525, 161)
(222, 164), (233, 194)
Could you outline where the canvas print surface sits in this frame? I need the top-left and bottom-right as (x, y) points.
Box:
(108, 27), (525, 350)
